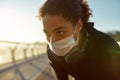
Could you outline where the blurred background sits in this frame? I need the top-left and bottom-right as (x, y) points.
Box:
(0, 0), (120, 80)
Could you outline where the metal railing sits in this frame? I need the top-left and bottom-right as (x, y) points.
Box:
(0, 40), (47, 65)
(0, 41), (55, 80)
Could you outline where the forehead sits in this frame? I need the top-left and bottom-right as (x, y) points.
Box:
(42, 15), (73, 32)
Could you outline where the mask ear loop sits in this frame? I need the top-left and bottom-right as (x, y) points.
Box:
(47, 36), (53, 51)
(74, 25), (80, 46)
(74, 25), (77, 35)
(49, 36), (52, 43)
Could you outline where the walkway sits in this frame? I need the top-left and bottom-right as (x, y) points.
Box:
(0, 54), (55, 80)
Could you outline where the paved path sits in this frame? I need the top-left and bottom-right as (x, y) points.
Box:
(0, 54), (55, 80)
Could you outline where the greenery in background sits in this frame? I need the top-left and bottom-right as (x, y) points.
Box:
(106, 31), (120, 41)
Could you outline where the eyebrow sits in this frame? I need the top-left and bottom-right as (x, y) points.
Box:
(43, 26), (66, 33)
(53, 26), (65, 31)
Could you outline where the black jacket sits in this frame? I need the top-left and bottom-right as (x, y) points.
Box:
(47, 22), (120, 80)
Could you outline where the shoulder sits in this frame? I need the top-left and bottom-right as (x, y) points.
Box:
(84, 22), (120, 54)
(94, 29), (119, 52)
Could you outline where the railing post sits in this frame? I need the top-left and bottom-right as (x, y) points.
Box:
(9, 44), (18, 63)
(23, 48), (27, 60)
(31, 48), (34, 58)
(11, 49), (16, 63)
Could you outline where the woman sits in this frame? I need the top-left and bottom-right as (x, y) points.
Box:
(38, 0), (120, 80)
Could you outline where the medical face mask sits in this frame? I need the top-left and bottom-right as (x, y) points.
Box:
(48, 28), (79, 56)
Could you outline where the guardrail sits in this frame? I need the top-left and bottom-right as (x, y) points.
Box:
(0, 41), (47, 65)
(0, 41), (55, 80)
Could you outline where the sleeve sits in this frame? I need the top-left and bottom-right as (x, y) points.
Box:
(49, 62), (69, 80)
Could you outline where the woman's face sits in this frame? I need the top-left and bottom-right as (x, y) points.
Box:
(42, 15), (82, 43)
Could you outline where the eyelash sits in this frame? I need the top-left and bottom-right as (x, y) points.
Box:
(56, 31), (64, 36)
(44, 31), (66, 38)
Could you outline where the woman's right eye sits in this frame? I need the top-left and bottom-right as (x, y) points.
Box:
(56, 31), (64, 36)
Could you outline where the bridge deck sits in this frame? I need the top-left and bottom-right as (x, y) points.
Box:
(0, 54), (55, 80)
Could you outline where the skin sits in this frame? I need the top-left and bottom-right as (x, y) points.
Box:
(42, 15), (83, 44)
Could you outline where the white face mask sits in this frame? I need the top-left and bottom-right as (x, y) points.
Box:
(48, 28), (79, 56)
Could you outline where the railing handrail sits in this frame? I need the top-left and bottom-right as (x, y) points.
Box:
(0, 40), (33, 45)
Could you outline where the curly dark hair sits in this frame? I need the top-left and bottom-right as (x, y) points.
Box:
(39, 0), (92, 25)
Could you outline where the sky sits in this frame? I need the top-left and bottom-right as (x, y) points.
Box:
(0, 0), (120, 43)
(89, 0), (120, 32)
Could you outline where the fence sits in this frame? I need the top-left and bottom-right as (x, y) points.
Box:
(0, 41), (47, 65)
(0, 41), (55, 80)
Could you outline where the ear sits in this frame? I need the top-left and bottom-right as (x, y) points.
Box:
(76, 19), (83, 32)
(74, 19), (83, 41)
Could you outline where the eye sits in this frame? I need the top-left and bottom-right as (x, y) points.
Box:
(56, 31), (64, 36)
